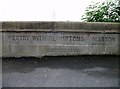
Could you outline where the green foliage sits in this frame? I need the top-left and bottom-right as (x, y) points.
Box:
(81, 0), (120, 22)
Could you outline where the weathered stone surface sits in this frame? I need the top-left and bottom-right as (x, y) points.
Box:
(1, 22), (120, 57)
(2, 32), (119, 57)
(2, 22), (119, 32)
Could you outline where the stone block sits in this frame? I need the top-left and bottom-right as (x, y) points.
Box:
(1, 22), (119, 57)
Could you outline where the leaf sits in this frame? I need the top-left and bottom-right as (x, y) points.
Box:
(81, 0), (120, 22)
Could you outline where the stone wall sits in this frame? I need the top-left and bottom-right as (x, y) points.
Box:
(1, 22), (120, 57)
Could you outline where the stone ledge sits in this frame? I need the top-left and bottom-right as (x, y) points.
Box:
(1, 22), (119, 33)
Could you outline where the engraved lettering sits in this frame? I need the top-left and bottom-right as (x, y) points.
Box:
(92, 36), (116, 41)
(32, 36), (43, 41)
(9, 35), (29, 40)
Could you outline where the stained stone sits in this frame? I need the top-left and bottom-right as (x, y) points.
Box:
(1, 22), (119, 57)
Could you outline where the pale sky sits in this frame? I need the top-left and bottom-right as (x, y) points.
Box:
(0, 0), (106, 21)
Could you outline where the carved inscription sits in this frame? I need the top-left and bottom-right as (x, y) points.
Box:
(4, 32), (117, 46)
(8, 35), (84, 42)
(92, 36), (115, 41)
(2, 32), (119, 56)
(8, 35), (29, 41)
